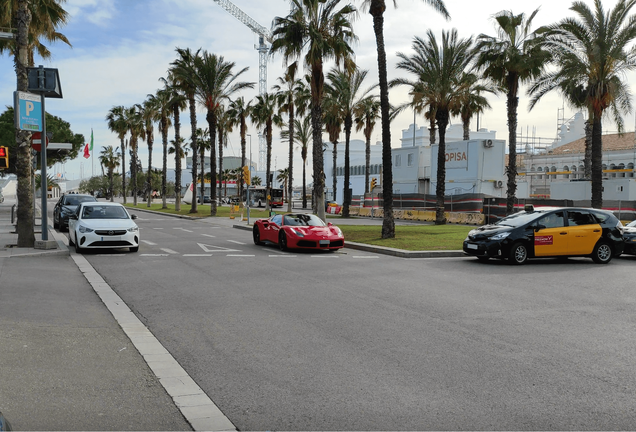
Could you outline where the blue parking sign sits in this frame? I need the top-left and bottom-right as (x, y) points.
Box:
(14, 91), (42, 132)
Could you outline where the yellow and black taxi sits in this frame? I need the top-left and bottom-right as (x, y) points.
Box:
(622, 220), (636, 255)
(463, 205), (624, 265)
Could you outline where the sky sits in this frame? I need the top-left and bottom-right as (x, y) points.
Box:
(1, 0), (633, 185)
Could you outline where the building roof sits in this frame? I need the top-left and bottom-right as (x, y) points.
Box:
(506, 132), (636, 166)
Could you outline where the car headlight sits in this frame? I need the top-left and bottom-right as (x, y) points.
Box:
(332, 227), (343, 237)
(79, 225), (94, 233)
(291, 229), (304, 237)
(127, 225), (139, 232)
(490, 232), (510, 241)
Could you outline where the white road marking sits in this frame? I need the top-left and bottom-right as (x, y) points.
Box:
(183, 254), (213, 257)
(141, 254), (169, 257)
(96, 254), (125, 257)
(201, 234), (216, 238)
(311, 255), (340, 258)
(352, 256), (379, 259)
(198, 243), (240, 253)
(226, 254), (255, 257)
(269, 254), (297, 258)
(174, 227), (194, 233)
(142, 240), (157, 245)
(227, 240), (245, 245)
(161, 248), (178, 254)
(152, 227), (164, 230)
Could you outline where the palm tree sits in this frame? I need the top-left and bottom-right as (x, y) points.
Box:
(252, 176), (262, 186)
(529, 0), (636, 208)
(251, 93), (281, 211)
(152, 87), (173, 209)
(277, 167), (290, 203)
(194, 127), (212, 202)
(361, 0), (449, 238)
(189, 50), (254, 216)
(325, 67), (375, 217)
(473, 9), (550, 215)
(396, 30), (474, 224)
(216, 105), (233, 204)
(106, 105), (129, 203)
(271, 0), (358, 221)
(322, 95), (341, 206)
(291, 116), (312, 209)
(125, 104), (145, 206)
(452, 74), (492, 141)
(171, 47), (202, 213)
(161, 74), (187, 211)
(353, 95), (380, 193)
(227, 97), (252, 200)
(98, 145), (121, 202)
(273, 62), (305, 213)
(142, 96), (161, 207)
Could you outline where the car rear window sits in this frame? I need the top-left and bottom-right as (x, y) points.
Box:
(65, 195), (96, 206)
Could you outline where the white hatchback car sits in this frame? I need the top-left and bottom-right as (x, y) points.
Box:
(68, 202), (140, 253)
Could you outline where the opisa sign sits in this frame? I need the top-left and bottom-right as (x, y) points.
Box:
(445, 142), (468, 169)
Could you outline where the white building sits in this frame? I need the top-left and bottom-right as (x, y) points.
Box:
(325, 123), (502, 203)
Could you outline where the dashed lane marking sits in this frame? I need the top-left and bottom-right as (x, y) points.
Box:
(226, 254), (255, 257)
(201, 234), (216, 238)
(352, 256), (380, 259)
(183, 254), (213, 257)
(141, 254), (170, 257)
(142, 240), (157, 245)
(310, 255), (340, 258)
(269, 254), (297, 258)
(161, 248), (179, 254)
(227, 240), (245, 245)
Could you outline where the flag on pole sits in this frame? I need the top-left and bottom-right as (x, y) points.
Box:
(83, 143), (90, 159)
(89, 129), (94, 151)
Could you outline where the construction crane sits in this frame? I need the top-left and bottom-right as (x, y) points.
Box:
(212, 0), (273, 171)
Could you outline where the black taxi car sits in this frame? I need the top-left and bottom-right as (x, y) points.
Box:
(622, 220), (636, 255)
(463, 205), (624, 265)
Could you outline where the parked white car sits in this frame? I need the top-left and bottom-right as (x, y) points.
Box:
(68, 202), (139, 253)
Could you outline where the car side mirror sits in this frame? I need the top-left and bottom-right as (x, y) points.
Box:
(328, 222), (333, 227)
(69, 214), (78, 220)
(131, 214), (138, 220)
(534, 224), (545, 232)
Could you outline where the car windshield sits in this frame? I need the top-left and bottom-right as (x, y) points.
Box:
(65, 196), (95, 206)
(284, 214), (326, 227)
(495, 210), (547, 228)
(82, 205), (129, 219)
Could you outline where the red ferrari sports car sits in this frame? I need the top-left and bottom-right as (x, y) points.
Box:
(252, 213), (345, 251)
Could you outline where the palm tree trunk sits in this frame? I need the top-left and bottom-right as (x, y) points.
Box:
(146, 139), (153, 208)
(200, 142), (205, 203)
(161, 121), (168, 209)
(189, 96), (198, 213)
(132, 137), (138, 206)
(265, 120), (273, 212)
(288, 105), (294, 213)
(462, 118), (470, 141)
(365, 127), (371, 194)
(584, 117), (593, 179)
(122, 138), (128, 204)
(218, 125), (224, 205)
(207, 112), (218, 216)
(591, 115), (603, 208)
(371, 10), (394, 238)
(505, 81), (519, 216)
(332, 139), (338, 203)
(435, 110), (449, 225)
(240, 118), (246, 202)
(174, 107), (182, 212)
(15, 0), (35, 247)
(343, 116), (352, 217)
(302, 158), (307, 209)
(109, 171), (114, 202)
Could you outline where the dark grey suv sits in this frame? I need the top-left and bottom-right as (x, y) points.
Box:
(53, 193), (97, 231)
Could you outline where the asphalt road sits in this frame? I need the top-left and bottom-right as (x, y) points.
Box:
(76, 209), (636, 430)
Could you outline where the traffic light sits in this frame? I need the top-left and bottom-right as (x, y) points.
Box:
(0, 147), (8, 169)
(370, 177), (377, 191)
(243, 165), (251, 185)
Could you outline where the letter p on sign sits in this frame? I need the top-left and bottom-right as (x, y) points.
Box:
(25, 101), (34, 116)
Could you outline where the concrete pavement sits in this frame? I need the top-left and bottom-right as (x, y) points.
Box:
(0, 195), (464, 430)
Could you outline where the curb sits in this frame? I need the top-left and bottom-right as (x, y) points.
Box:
(232, 223), (464, 258)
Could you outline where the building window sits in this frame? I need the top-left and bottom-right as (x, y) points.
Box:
(407, 153), (414, 166)
(395, 154), (402, 167)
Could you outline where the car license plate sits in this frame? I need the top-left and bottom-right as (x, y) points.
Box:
(102, 236), (121, 241)
(319, 240), (330, 245)
(467, 243), (478, 250)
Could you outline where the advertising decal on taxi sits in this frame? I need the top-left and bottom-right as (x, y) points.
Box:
(535, 235), (553, 245)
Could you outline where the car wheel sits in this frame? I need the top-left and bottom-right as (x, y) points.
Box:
(508, 242), (528, 265)
(253, 226), (262, 245)
(53, 216), (58, 230)
(477, 256), (490, 262)
(592, 241), (613, 264)
(278, 231), (288, 251)
(130, 246), (139, 253)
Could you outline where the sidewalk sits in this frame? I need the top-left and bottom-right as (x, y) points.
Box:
(0, 197), (231, 431)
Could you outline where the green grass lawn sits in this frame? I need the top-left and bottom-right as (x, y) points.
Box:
(338, 224), (472, 251)
(125, 202), (472, 251)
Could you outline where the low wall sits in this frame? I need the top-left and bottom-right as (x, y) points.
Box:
(349, 206), (485, 225)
